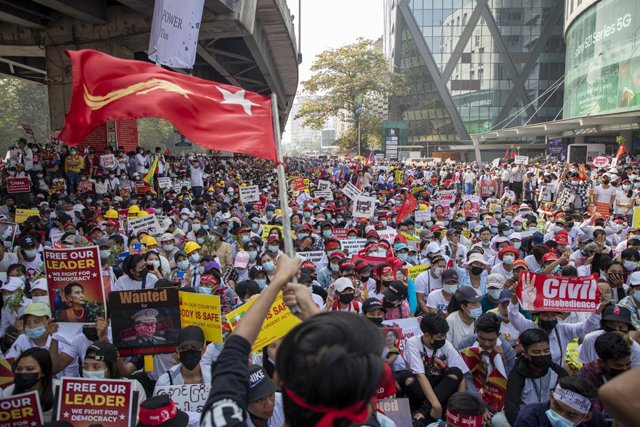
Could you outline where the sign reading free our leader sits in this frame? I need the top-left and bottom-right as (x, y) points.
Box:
(0, 391), (43, 427)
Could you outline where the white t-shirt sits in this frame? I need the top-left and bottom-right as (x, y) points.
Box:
(405, 335), (469, 375)
(446, 311), (475, 349)
(490, 262), (514, 280)
(594, 184), (616, 204)
(6, 334), (78, 378)
(414, 271), (442, 298)
(426, 289), (451, 314)
(578, 329), (640, 366)
(112, 274), (158, 291)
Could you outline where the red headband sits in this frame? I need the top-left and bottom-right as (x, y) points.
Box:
(446, 408), (483, 427)
(138, 400), (178, 426)
(285, 388), (371, 427)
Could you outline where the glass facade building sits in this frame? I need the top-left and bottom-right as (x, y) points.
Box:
(384, 0), (566, 150)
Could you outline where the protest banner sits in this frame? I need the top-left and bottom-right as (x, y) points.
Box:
(377, 229), (398, 243)
(331, 228), (349, 240)
(352, 195), (376, 218)
(514, 155), (529, 165)
(99, 154), (116, 169)
(55, 378), (135, 427)
(298, 251), (325, 264)
(134, 181), (151, 194)
(432, 200), (451, 218)
(108, 288), (180, 356)
(0, 391), (43, 427)
(292, 177), (305, 192)
(414, 210), (431, 222)
(157, 177), (172, 190)
(314, 190), (334, 201)
(317, 179), (331, 191)
(394, 169), (404, 184)
(382, 317), (422, 340)
(127, 213), (162, 236)
(479, 180), (498, 198)
(633, 207), (640, 229)
(377, 398), (412, 427)
(173, 180), (191, 193)
(0, 222), (16, 249)
(239, 185), (260, 203)
(154, 384), (211, 413)
(179, 291), (222, 343)
(340, 238), (367, 254)
(14, 209), (39, 224)
(226, 292), (301, 351)
(592, 156), (610, 168)
(595, 202), (611, 218)
(438, 190), (456, 204)
(44, 246), (105, 323)
(261, 224), (284, 241)
(406, 264), (429, 281)
(462, 194), (481, 214)
(341, 182), (362, 200)
(6, 177), (30, 194)
(516, 271), (600, 313)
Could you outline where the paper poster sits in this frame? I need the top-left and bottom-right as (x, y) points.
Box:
(298, 251), (325, 264)
(633, 207), (640, 228)
(261, 225), (284, 241)
(479, 180), (498, 198)
(414, 210), (431, 222)
(314, 190), (334, 201)
(0, 391), (43, 427)
(376, 398), (412, 427)
(108, 288), (180, 356)
(331, 228), (349, 240)
(14, 209), (39, 224)
(516, 271), (600, 313)
(157, 177), (172, 190)
(438, 190), (456, 204)
(317, 180), (331, 191)
(406, 264), (429, 281)
(127, 214), (162, 236)
(239, 185), (260, 203)
(226, 292), (301, 351)
(377, 229), (398, 243)
(173, 180), (191, 193)
(44, 246), (105, 323)
(179, 291), (222, 343)
(6, 177), (30, 194)
(381, 318), (422, 340)
(0, 222), (17, 249)
(595, 202), (611, 218)
(99, 154), (116, 169)
(154, 384), (211, 413)
(514, 155), (529, 165)
(55, 378), (135, 427)
(134, 181), (151, 194)
(352, 195), (376, 219)
(341, 182), (362, 200)
(340, 238), (368, 254)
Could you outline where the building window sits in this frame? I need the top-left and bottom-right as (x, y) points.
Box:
(463, 13), (467, 25)
(475, 35), (480, 47)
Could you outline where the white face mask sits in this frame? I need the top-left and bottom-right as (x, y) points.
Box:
(83, 369), (107, 379)
(32, 295), (49, 306)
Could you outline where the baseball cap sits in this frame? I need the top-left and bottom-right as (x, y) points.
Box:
(455, 287), (482, 304)
(602, 305), (636, 330)
(339, 259), (356, 271)
(486, 273), (505, 289)
(248, 365), (276, 402)
(20, 303), (51, 319)
(177, 325), (205, 349)
(499, 288), (512, 303)
(362, 298), (386, 313)
(382, 281), (408, 302)
(333, 277), (355, 293)
(85, 341), (118, 363)
(138, 395), (189, 427)
(629, 271), (640, 286)
(1, 277), (24, 292)
(234, 251), (250, 269)
(441, 269), (458, 283)
(30, 278), (48, 293)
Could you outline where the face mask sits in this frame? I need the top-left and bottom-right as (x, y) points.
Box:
(181, 215), (189, 220)
(322, 230), (333, 238)
(368, 317), (383, 326)
(303, 212), (311, 218)
(503, 255), (515, 265)
(633, 291), (640, 304)
(443, 284), (458, 294)
(490, 227), (498, 234)
(635, 182), (640, 189)
(538, 318), (558, 331)
(432, 338), (446, 350)
(408, 256), (417, 263)
(241, 235), (250, 243)
(32, 296), (49, 306)
(505, 215), (513, 222)
(623, 185), (631, 191)
(14, 373), (40, 390)
(513, 242), (522, 249)
(268, 245), (279, 253)
(571, 180), (580, 186)
(255, 279), (267, 289)
(148, 260), (160, 270)
(624, 260), (638, 271)
(100, 249), (111, 259)
(198, 287), (213, 295)
(503, 229), (513, 237)
(470, 266), (484, 276)
(177, 260), (190, 271)
(83, 369), (107, 379)
(24, 249), (37, 259)
(196, 238), (205, 245)
(348, 235), (357, 240)
(248, 251), (257, 260)
(381, 220), (388, 227)
(397, 253), (408, 261)
(339, 293), (355, 304)
(189, 253), (201, 263)
(330, 263), (340, 272)
(467, 306), (483, 319)
(263, 261), (275, 272)
(488, 289), (501, 300)
(432, 268), (443, 278)
(163, 244), (175, 252)
(530, 354), (552, 369)
(545, 409), (575, 427)
(251, 223), (259, 231)
(494, 214), (502, 220)
(197, 266), (205, 275)
(514, 225), (523, 232)
(192, 224), (202, 232)
(179, 349), (202, 371)
(553, 225), (562, 233)
(24, 325), (47, 340)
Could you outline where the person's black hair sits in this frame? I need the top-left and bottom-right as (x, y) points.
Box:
(595, 331), (632, 362)
(519, 328), (549, 349)
(122, 254), (144, 279)
(109, 234), (125, 246)
(63, 282), (83, 298)
(420, 312), (449, 336)
(560, 265), (578, 277)
(556, 375), (597, 399)
(14, 348), (54, 411)
(532, 245), (550, 263)
(621, 248), (640, 261)
(277, 312), (384, 427)
(478, 226), (491, 235)
(85, 342), (118, 379)
(235, 280), (261, 300)
(154, 279), (176, 288)
(475, 312), (501, 335)
(446, 392), (486, 417)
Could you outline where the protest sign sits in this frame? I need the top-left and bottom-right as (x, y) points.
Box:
(414, 210), (431, 222)
(382, 318), (422, 340)
(0, 391), (43, 427)
(633, 207), (640, 229)
(292, 177), (305, 191)
(239, 185), (260, 203)
(314, 190), (334, 201)
(14, 209), (39, 224)
(462, 194), (481, 214)
(127, 213), (162, 236)
(352, 195), (376, 218)
(298, 251), (325, 264)
(134, 181), (151, 194)
(431, 200), (451, 218)
(226, 292), (301, 351)
(406, 264), (429, 281)
(179, 291), (222, 343)
(6, 177), (30, 194)
(154, 384), (211, 413)
(261, 224), (284, 241)
(0, 222), (16, 249)
(317, 179), (331, 191)
(516, 271), (600, 313)
(438, 190), (456, 204)
(377, 229), (398, 243)
(55, 378), (135, 427)
(514, 155), (529, 165)
(394, 169), (404, 184)
(108, 288), (180, 356)
(44, 246), (105, 323)
(595, 202), (611, 218)
(332, 228), (349, 240)
(340, 238), (367, 254)
(377, 398), (412, 427)
(99, 154), (116, 169)
(479, 180), (498, 198)
(173, 180), (191, 193)
(592, 156), (610, 168)
(460, 347), (507, 413)
(157, 177), (172, 190)
(50, 178), (66, 195)
(341, 182), (362, 200)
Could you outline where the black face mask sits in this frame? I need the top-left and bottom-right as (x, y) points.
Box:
(529, 354), (552, 369)
(82, 327), (99, 342)
(339, 293), (355, 304)
(360, 275), (370, 282)
(605, 367), (628, 380)
(432, 338), (446, 350)
(367, 317), (383, 326)
(14, 373), (39, 390)
(538, 319), (558, 331)
(470, 266), (484, 276)
(381, 280), (393, 288)
(137, 268), (149, 279)
(179, 349), (202, 371)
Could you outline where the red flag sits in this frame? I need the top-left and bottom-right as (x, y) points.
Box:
(366, 151), (374, 165)
(344, 151), (350, 158)
(511, 147), (516, 159)
(504, 147), (509, 160)
(59, 49), (277, 161)
(616, 144), (627, 159)
(396, 192), (417, 224)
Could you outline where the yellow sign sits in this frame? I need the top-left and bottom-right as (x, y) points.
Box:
(407, 264), (429, 281)
(488, 203), (500, 214)
(179, 291), (223, 343)
(226, 292), (301, 351)
(400, 232), (420, 241)
(633, 207), (640, 228)
(461, 229), (471, 239)
(411, 186), (425, 194)
(394, 170), (404, 184)
(261, 224), (284, 241)
(15, 209), (40, 224)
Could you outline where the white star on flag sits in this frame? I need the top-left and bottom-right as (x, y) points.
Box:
(217, 87), (259, 116)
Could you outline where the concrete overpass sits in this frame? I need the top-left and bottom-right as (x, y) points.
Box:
(0, 0), (299, 131)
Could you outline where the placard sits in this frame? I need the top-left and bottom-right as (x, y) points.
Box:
(0, 222), (17, 249)
(340, 238), (367, 254)
(331, 228), (349, 240)
(514, 155), (529, 165)
(99, 154), (116, 169)
(173, 180), (191, 193)
(0, 391), (43, 427)
(438, 190), (456, 204)
(352, 195), (376, 219)
(376, 398), (412, 427)
(314, 190), (334, 201)
(377, 229), (398, 243)
(56, 378), (135, 427)
(594, 202), (611, 218)
(179, 291), (222, 343)
(516, 271), (600, 312)
(226, 292), (301, 351)
(6, 177), (30, 194)
(108, 288), (180, 356)
(479, 180), (498, 198)
(381, 317), (422, 340)
(239, 185), (260, 203)
(406, 264), (429, 281)
(157, 177), (172, 190)
(592, 156), (610, 168)
(633, 207), (640, 228)
(261, 224), (284, 241)
(317, 180), (331, 191)
(414, 210), (431, 222)
(341, 182), (362, 200)
(134, 181), (150, 194)
(154, 384), (211, 413)
(127, 213), (162, 236)
(44, 246), (105, 323)
(298, 251), (325, 264)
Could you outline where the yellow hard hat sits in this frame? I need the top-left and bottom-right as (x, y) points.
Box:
(184, 241), (201, 254)
(419, 204), (428, 211)
(389, 166), (395, 171)
(104, 209), (118, 219)
(141, 235), (158, 247)
(137, 211), (149, 217)
(274, 209), (282, 217)
(241, 182), (247, 187)
(128, 205), (140, 215)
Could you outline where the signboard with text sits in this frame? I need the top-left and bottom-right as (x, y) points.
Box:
(516, 271), (600, 312)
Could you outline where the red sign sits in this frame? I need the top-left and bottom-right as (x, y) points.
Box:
(592, 156), (610, 168)
(516, 271), (600, 313)
(44, 246), (105, 323)
(332, 228), (349, 240)
(6, 177), (30, 193)
(292, 178), (305, 191)
(595, 202), (611, 218)
(56, 378), (135, 427)
(479, 180), (498, 198)
(134, 181), (151, 194)
(0, 391), (43, 426)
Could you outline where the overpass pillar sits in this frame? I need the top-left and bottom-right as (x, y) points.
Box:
(45, 41), (133, 132)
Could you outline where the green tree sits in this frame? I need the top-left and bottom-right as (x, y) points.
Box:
(137, 118), (174, 149)
(0, 77), (50, 151)
(295, 38), (403, 153)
